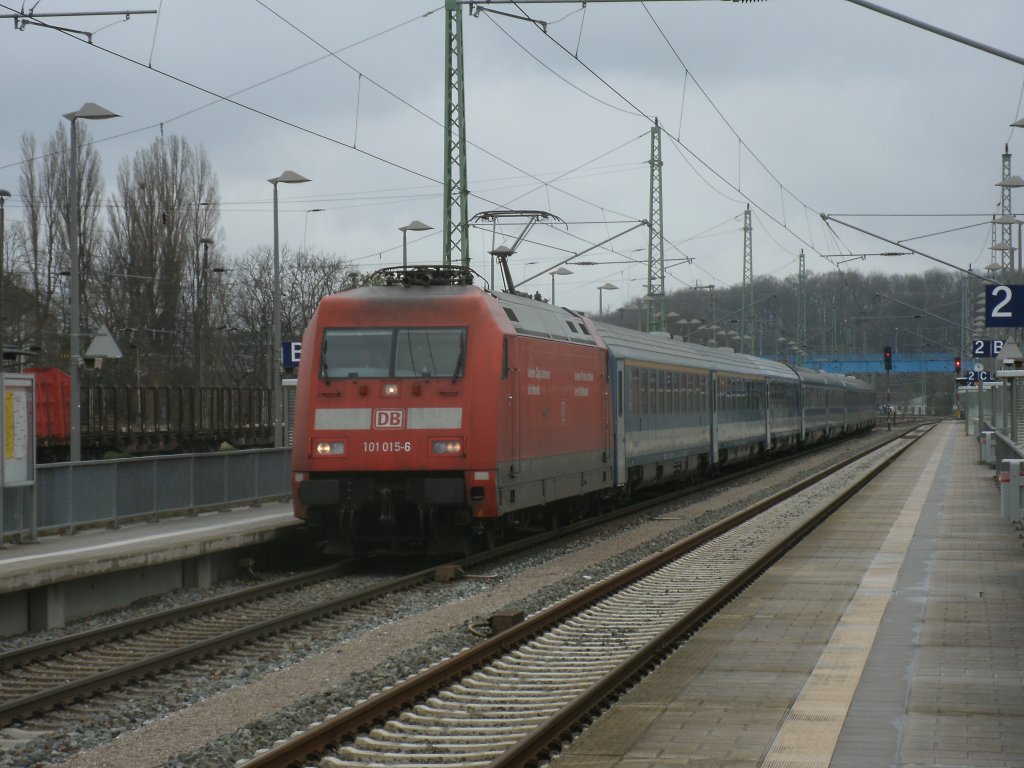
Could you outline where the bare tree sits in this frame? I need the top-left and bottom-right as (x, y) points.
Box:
(226, 245), (356, 389)
(284, 249), (358, 340)
(101, 135), (221, 386)
(11, 125), (105, 367)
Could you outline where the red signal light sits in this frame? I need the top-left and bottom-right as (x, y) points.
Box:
(954, 356), (962, 372)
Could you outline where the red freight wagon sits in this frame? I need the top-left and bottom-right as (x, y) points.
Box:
(24, 367), (71, 449)
(291, 266), (613, 556)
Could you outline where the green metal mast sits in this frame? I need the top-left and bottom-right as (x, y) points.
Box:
(998, 144), (1013, 273)
(646, 119), (665, 332)
(797, 248), (806, 363)
(443, 0), (469, 267)
(741, 204), (753, 354)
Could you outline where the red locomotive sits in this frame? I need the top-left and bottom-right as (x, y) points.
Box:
(291, 265), (613, 555)
(291, 264), (875, 557)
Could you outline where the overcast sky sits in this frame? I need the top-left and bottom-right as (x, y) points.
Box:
(2, 0), (1023, 316)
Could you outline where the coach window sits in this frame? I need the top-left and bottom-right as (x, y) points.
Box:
(626, 366), (634, 415)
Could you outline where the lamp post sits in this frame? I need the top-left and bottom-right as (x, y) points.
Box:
(0, 189), (9, 522)
(597, 282), (618, 316)
(302, 208), (324, 251)
(0, 188), (9, 361)
(65, 103), (118, 462)
(549, 266), (573, 305)
(197, 237), (214, 388)
(268, 170), (310, 448)
(399, 220), (433, 268)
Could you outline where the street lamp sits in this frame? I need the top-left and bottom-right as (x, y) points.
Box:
(64, 103), (118, 462)
(549, 267), (573, 305)
(597, 282), (618, 315)
(0, 189), (9, 520)
(197, 237), (214, 388)
(303, 208), (324, 251)
(0, 188), (10, 357)
(268, 170), (310, 448)
(399, 220), (433, 268)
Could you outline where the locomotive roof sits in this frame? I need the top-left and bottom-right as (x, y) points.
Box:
(592, 321), (799, 380)
(492, 290), (603, 347)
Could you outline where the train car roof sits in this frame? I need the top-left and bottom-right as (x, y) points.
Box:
(790, 364), (872, 392)
(592, 321), (800, 380)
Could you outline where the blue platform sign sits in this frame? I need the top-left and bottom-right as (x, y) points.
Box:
(972, 339), (1005, 358)
(984, 285), (1024, 327)
(282, 341), (301, 369)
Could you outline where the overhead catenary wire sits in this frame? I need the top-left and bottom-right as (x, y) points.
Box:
(5, 1), (1017, 293)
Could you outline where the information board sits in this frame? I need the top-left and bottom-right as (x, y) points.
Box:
(1, 373), (35, 487)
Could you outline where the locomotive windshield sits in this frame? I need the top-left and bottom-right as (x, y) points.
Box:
(321, 327), (466, 379)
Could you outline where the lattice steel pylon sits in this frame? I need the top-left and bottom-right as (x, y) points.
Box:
(999, 144), (1014, 272)
(741, 204), (753, 354)
(443, 0), (470, 267)
(646, 119), (665, 333)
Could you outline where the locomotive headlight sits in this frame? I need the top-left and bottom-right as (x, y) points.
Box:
(430, 438), (463, 456)
(314, 440), (345, 456)
(381, 382), (400, 397)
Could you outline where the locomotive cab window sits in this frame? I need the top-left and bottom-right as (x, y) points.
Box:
(321, 327), (467, 379)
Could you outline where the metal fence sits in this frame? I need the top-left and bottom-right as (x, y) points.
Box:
(1, 447), (290, 540)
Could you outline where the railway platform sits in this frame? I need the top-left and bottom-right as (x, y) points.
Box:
(0, 501), (302, 636)
(554, 420), (1024, 768)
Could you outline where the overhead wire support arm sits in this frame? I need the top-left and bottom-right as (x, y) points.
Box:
(518, 219), (649, 288)
(3, 9), (156, 42)
(820, 214), (998, 284)
(842, 0), (1024, 67)
(469, 5), (547, 32)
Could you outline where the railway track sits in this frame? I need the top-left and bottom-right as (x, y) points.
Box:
(0, 427), (918, 755)
(236, 426), (929, 767)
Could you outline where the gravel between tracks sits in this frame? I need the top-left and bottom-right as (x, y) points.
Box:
(3, 430), (900, 768)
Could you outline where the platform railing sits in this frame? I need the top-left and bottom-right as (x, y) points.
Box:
(0, 447), (290, 542)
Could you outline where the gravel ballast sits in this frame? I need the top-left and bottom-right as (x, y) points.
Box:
(0, 430), (903, 768)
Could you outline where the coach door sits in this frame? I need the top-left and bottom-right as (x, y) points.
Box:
(709, 370), (720, 466)
(614, 360), (626, 484)
(506, 337), (522, 478)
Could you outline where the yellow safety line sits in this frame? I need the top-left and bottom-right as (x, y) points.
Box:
(760, 427), (946, 768)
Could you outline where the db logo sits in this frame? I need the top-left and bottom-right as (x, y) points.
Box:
(373, 409), (405, 429)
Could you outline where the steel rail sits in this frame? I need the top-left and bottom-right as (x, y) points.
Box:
(238, 426), (926, 768)
(0, 564), (345, 672)
(492, 425), (929, 768)
(0, 427), (909, 729)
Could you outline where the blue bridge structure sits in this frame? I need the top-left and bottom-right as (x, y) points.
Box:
(764, 352), (959, 376)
